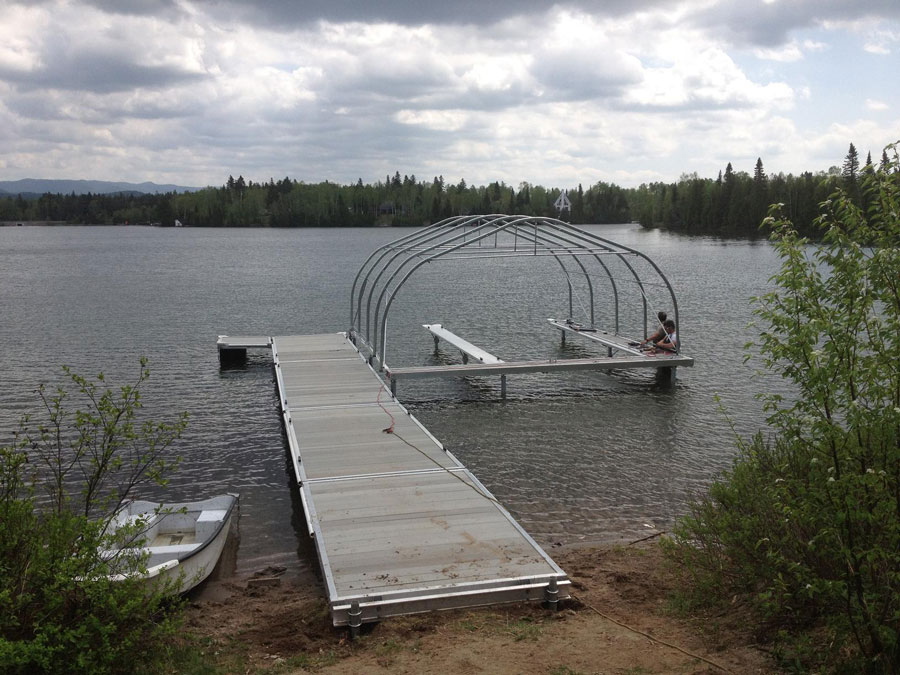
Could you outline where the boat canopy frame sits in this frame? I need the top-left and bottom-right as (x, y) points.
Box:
(348, 214), (682, 371)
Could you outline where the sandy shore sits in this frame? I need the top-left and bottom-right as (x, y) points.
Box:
(184, 541), (775, 673)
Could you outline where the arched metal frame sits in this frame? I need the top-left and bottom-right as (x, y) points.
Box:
(349, 215), (681, 371)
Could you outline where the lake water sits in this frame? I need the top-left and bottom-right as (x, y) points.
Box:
(0, 224), (785, 574)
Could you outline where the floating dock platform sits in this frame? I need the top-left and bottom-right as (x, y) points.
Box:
(218, 333), (569, 626)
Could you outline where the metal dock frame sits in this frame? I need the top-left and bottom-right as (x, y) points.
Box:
(248, 332), (570, 626)
(348, 214), (690, 383)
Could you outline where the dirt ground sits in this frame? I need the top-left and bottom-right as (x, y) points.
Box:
(184, 540), (776, 674)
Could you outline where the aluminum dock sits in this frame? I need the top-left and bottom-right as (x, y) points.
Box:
(219, 332), (569, 626)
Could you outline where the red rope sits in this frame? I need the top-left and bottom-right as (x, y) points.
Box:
(377, 383), (395, 434)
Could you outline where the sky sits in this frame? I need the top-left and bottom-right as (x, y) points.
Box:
(0, 0), (898, 189)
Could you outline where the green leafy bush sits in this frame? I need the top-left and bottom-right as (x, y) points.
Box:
(665, 144), (900, 673)
(0, 359), (188, 674)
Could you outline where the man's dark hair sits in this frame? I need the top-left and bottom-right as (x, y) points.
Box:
(657, 311), (667, 322)
(664, 319), (675, 330)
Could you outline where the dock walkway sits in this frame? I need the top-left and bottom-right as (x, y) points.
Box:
(223, 333), (569, 626)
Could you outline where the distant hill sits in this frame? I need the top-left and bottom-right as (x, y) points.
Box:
(0, 179), (202, 197)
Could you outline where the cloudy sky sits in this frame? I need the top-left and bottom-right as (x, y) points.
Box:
(1, 0), (898, 188)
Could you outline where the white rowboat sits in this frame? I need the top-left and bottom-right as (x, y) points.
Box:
(102, 493), (238, 593)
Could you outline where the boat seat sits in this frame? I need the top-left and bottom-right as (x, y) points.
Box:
(196, 509), (228, 539)
(147, 543), (202, 555)
(110, 512), (161, 545)
(99, 542), (200, 560)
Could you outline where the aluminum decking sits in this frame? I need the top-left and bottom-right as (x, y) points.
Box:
(253, 333), (569, 626)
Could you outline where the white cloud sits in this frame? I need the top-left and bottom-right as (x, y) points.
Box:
(863, 43), (890, 54)
(0, 0), (897, 187)
(395, 109), (468, 131)
(754, 43), (804, 62)
(753, 37), (829, 62)
(624, 42), (795, 112)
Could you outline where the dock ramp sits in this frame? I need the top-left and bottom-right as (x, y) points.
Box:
(229, 332), (569, 626)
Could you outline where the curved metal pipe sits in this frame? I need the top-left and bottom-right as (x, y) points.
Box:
(376, 216), (531, 367)
(349, 214), (684, 370)
(349, 216), (461, 335)
(540, 219), (669, 348)
(363, 215), (504, 349)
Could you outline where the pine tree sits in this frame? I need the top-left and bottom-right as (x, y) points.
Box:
(842, 143), (859, 184)
(752, 158), (769, 229)
(842, 143), (861, 205)
(863, 151), (876, 178)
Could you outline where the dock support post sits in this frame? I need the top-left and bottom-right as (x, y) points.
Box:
(433, 334), (440, 352)
(218, 347), (247, 367)
(656, 367), (677, 385)
(348, 600), (362, 639)
(544, 577), (559, 611)
(500, 374), (507, 399)
(390, 377), (397, 397)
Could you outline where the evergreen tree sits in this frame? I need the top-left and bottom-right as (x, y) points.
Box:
(753, 157), (767, 183)
(842, 142), (860, 204)
(751, 157), (769, 229)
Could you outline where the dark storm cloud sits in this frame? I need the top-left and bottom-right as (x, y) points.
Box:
(688, 0), (900, 48)
(1, 53), (205, 94)
(82, 0), (184, 15)
(530, 45), (641, 101)
(203, 0), (674, 28)
(0, 28), (207, 95)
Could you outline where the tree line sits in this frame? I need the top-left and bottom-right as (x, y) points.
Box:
(631, 143), (893, 238)
(1, 143), (890, 237)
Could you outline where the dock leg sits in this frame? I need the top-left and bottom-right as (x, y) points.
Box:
(500, 374), (507, 399)
(348, 600), (362, 639)
(433, 335), (440, 352)
(218, 347), (247, 368)
(561, 331), (566, 346)
(544, 578), (559, 611)
(390, 377), (397, 397)
(656, 367), (677, 385)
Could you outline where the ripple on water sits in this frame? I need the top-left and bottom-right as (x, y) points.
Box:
(0, 225), (788, 566)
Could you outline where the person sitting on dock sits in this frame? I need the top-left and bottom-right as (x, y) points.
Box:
(650, 319), (677, 353)
(637, 311), (667, 347)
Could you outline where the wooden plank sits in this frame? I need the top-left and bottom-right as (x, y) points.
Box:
(326, 524), (542, 558)
(547, 318), (647, 356)
(318, 511), (513, 546)
(274, 333), (357, 361)
(423, 323), (504, 364)
(333, 558), (555, 593)
(278, 351), (388, 408)
(292, 404), (435, 446)
(330, 547), (552, 580)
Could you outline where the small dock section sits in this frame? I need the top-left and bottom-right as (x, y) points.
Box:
(384, 321), (694, 395)
(226, 333), (569, 626)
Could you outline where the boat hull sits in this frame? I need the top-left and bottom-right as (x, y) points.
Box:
(103, 493), (239, 594)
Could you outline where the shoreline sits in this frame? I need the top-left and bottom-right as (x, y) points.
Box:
(186, 540), (774, 673)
